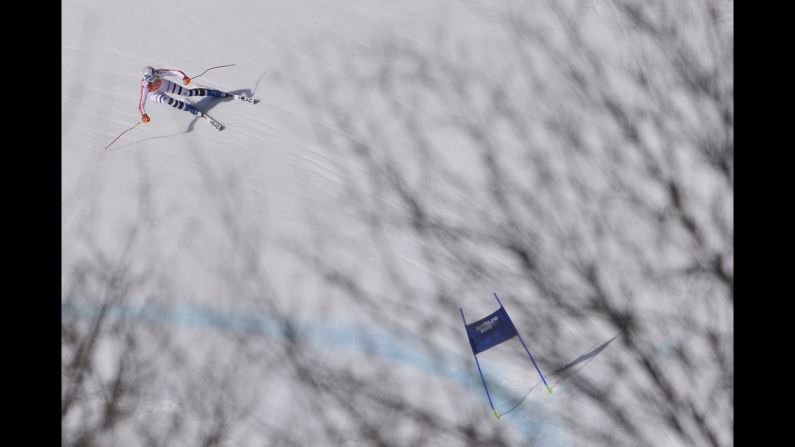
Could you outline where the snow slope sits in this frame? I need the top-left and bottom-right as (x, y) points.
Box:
(63, 0), (485, 299)
(62, 1), (636, 445)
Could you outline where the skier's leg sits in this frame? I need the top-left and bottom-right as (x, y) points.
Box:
(158, 78), (231, 98)
(157, 79), (191, 97)
(186, 87), (230, 98)
(150, 92), (201, 116)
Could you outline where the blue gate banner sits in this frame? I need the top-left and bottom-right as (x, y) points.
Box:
(464, 306), (518, 354)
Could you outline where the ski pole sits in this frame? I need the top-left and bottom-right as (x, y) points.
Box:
(461, 308), (500, 419)
(493, 293), (553, 393)
(104, 121), (142, 151)
(189, 64), (236, 81)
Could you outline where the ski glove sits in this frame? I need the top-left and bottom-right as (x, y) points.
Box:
(182, 76), (191, 85)
(141, 114), (150, 123)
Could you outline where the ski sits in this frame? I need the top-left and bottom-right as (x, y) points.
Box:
(184, 97), (224, 131)
(231, 94), (257, 104)
(200, 111), (224, 131)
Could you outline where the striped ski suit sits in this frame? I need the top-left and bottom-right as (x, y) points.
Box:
(138, 68), (225, 116)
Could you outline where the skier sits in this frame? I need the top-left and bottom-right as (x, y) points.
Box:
(138, 66), (231, 123)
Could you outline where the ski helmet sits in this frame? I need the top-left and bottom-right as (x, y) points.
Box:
(142, 66), (156, 82)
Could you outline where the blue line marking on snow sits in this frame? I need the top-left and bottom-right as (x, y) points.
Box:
(62, 301), (569, 446)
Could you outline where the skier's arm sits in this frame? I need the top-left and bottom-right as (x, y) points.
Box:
(139, 81), (150, 123)
(158, 68), (191, 85)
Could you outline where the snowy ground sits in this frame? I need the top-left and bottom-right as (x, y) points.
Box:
(63, 1), (733, 446)
(63, 1), (553, 444)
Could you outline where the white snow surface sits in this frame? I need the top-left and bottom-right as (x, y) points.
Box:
(62, 1), (725, 445)
(64, 2), (560, 444)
